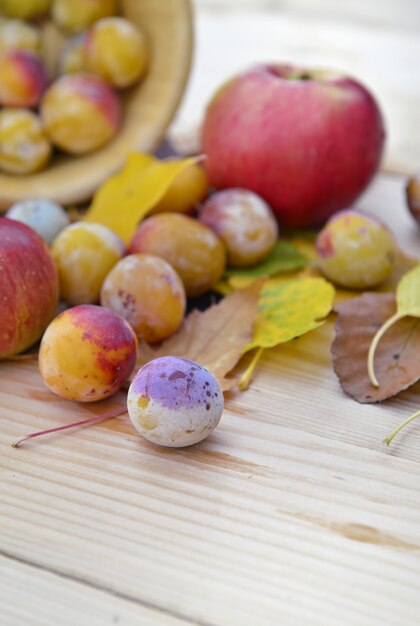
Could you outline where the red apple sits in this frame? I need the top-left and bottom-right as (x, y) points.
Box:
(201, 64), (385, 228)
(0, 217), (59, 359)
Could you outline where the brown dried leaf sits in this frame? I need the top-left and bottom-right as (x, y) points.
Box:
(134, 281), (263, 391)
(332, 293), (420, 403)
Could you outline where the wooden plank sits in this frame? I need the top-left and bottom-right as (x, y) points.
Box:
(1, 370), (420, 626)
(1, 173), (419, 625)
(0, 555), (193, 626)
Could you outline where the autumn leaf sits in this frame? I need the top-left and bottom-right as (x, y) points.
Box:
(84, 153), (199, 245)
(239, 277), (335, 389)
(133, 281), (263, 391)
(246, 277), (334, 351)
(368, 264), (420, 387)
(332, 292), (420, 403)
(224, 240), (308, 282)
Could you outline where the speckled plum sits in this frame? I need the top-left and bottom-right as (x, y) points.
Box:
(128, 356), (224, 447)
(315, 209), (397, 288)
(199, 188), (278, 267)
(85, 17), (148, 88)
(100, 253), (186, 344)
(0, 108), (51, 175)
(0, 0), (51, 20)
(51, 222), (124, 305)
(51, 0), (117, 33)
(0, 50), (47, 107)
(0, 19), (41, 55)
(129, 213), (226, 297)
(41, 74), (121, 155)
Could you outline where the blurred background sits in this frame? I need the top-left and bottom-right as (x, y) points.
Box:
(171, 0), (420, 174)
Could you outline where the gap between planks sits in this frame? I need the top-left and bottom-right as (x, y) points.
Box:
(0, 549), (211, 626)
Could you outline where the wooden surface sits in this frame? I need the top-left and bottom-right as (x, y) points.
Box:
(2, 1), (420, 624)
(1, 172), (419, 625)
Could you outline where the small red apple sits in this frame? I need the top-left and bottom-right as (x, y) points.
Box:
(202, 64), (385, 228)
(0, 217), (59, 359)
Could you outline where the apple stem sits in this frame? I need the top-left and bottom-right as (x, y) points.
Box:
(367, 312), (402, 388)
(383, 409), (420, 446)
(287, 72), (311, 81)
(11, 406), (127, 448)
(239, 347), (264, 391)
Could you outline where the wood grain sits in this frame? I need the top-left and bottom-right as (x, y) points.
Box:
(1, 359), (420, 626)
(1, 173), (419, 624)
(0, 556), (192, 626)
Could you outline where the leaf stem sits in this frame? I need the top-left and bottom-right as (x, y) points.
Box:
(239, 347), (264, 391)
(383, 409), (420, 446)
(367, 312), (403, 388)
(11, 407), (127, 448)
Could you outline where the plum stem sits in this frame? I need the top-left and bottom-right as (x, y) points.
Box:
(383, 409), (420, 446)
(239, 347), (264, 391)
(367, 312), (403, 387)
(11, 406), (127, 448)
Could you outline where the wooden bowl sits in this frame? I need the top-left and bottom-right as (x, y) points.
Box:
(0, 0), (193, 211)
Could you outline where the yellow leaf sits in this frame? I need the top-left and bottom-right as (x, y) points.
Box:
(228, 267), (314, 292)
(396, 263), (420, 316)
(84, 153), (199, 245)
(225, 240), (308, 282)
(133, 280), (263, 391)
(238, 276), (335, 390)
(246, 276), (335, 352)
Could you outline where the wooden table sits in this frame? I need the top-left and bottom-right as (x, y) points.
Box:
(1, 172), (419, 625)
(2, 2), (420, 624)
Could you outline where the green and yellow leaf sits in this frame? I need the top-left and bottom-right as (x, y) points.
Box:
(246, 276), (335, 352)
(239, 276), (335, 389)
(225, 240), (308, 282)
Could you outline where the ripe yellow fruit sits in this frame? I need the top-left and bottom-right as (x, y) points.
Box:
(0, 0), (51, 20)
(316, 210), (398, 289)
(0, 108), (51, 175)
(51, 0), (117, 33)
(101, 253), (186, 344)
(85, 17), (148, 89)
(39, 304), (138, 402)
(51, 222), (124, 305)
(41, 74), (121, 155)
(130, 213), (227, 297)
(0, 19), (41, 55)
(151, 163), (209, 215)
